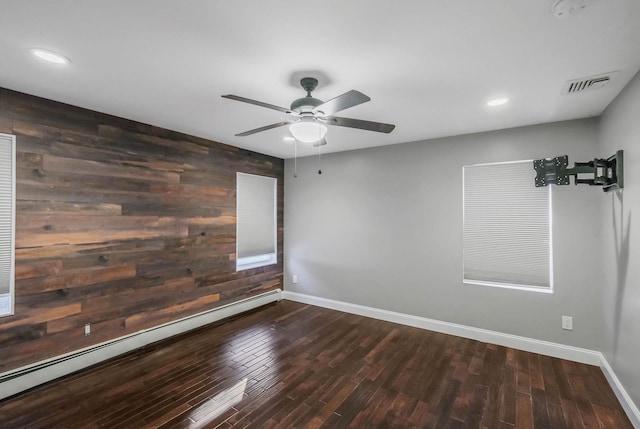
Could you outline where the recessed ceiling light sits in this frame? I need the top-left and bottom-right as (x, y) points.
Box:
(30, 48), (70, 64)
(487, 97), (509, 107)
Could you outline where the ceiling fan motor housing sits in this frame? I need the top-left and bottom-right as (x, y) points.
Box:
(291, 77), (323, 113)
(290, 96), (322, 113)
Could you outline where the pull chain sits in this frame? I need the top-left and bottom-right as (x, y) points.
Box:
(317, 140), (322, 175)
(293, 139), (298, 178)
(317, 125), (322, 175)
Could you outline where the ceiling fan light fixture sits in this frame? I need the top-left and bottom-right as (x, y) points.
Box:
(289, 120), (327, 143)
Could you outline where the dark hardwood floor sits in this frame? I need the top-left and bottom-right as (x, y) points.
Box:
(0, 300), (632, 428)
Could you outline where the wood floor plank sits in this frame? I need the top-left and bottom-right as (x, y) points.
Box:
(516, 391), (534, 429)
(560, 396), (586, 429)
(0, 301), (632, 428)
(532, 387), (552, 428)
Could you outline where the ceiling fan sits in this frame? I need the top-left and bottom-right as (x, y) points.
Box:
(222, 77), (395, 146)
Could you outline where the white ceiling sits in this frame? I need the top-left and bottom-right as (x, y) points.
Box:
(1, 0), (639, 159)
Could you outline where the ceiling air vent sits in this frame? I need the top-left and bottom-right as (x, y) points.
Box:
(562, 71), (618, 95)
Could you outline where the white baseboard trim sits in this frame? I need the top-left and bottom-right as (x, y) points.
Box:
(0, 289), (282, 401)
(283, 290), (640, 428)
(600, 355), (640, 428)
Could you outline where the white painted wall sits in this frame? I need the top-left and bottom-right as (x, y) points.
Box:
(284, 119), (605, 350)
(599, 70), (640, 408)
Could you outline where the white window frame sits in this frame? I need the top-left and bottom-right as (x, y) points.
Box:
(236, 172), (277, 271)
(0, 133), (16, 316)
(462, 160), (553, 293)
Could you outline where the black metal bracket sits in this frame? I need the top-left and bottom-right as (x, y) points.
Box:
(533, 150), (623, 192)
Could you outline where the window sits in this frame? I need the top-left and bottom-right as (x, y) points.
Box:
(236, 173), (277, 271)
(0, 133), (16, 316)
(463, 160), (553, 292)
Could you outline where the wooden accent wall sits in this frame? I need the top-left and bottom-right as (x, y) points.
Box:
(0, 88), (284, 373)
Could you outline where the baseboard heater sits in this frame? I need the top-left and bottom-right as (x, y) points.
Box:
(0, 289), (282, 401)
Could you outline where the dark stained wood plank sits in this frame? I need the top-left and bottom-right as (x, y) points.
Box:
(1, 303), (82, 329)
(548, 401), (569, 429)
(14, 260), (63, 280)
(532, 387), (552, 428)
(516, 391), (535, 429)
(16, 201), (123, 216)
(560, 396), (586, 429)
(500, 364), (517, 425)
(540, 355), (562, 405)
(0, 114), (13, 133)
(97, 124), (211, 156)
(577, 398), (603, 429)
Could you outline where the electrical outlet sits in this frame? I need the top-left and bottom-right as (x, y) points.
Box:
(562, 316), (573, 331)
(85, 323), (91, 336)
(292, 274), (298, 284)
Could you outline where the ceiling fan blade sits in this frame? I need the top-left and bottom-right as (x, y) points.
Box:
(313, 138), (327, 147)
(322, 116), (395, 134)
(313, 90), (370, 116)
(222, 94), (296, 115)
(235, 121), (293, 137)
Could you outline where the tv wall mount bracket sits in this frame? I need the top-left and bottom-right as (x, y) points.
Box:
(533, 150), (623, 192)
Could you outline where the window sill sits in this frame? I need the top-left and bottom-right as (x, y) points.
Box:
(463, 279), (553, 294)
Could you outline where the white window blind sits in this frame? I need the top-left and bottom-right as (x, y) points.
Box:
(463, 160), (552, 291)
(236, 173), (277, 271)
(0, 133), (16, 316)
